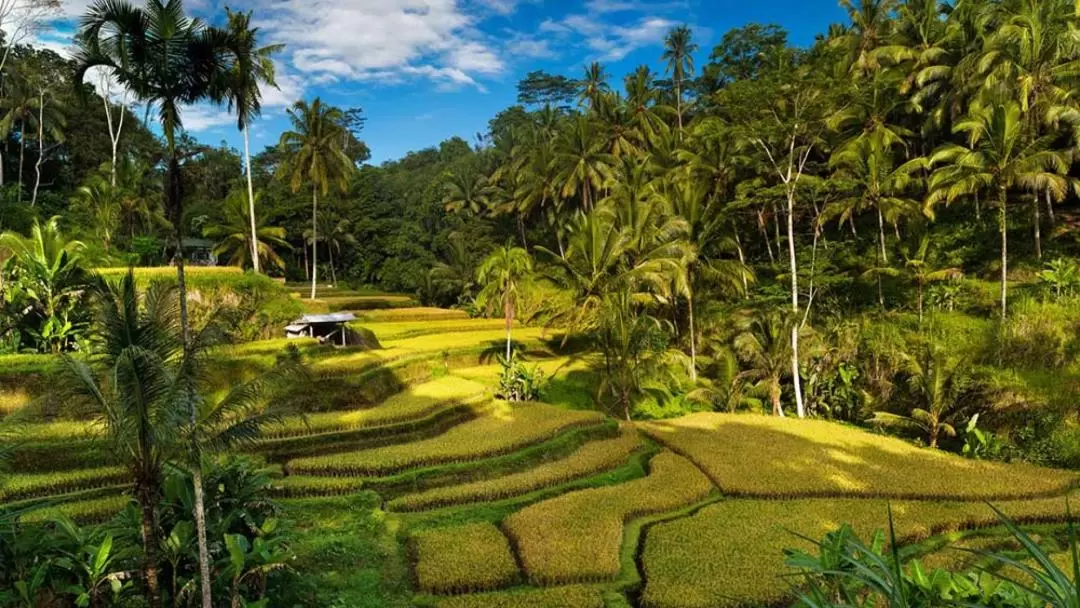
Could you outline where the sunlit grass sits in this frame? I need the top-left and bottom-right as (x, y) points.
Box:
(641, 493), (1080, 608)
(640, 413), (1078, 499)
(410, 523), (519, 594)
(503, 451), (715, 585)
(288, 402), (605, 476)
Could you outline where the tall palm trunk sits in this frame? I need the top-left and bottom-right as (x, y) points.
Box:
(504, 295), (514, 360)
(770, 377), (784, 417)
(757, 210), (775, 264)
(1046, 189), (1055, 225)
(243, 126), (260, 272)
(999, 188), (1008, 321)
(877, 207), (887, 309)
(31, 91), (43, 207)
(137, 482), (164, 608)
(310, 184), (319, 300)
(17, 118), (24, 204)
(687, 285), (697, 382)
(166, 149), (213, 608)
(733, 227), (749, 297)
(1033, 194), (1042, 260)
(328, 241), (337, 285)
(787, 190), (805, 419)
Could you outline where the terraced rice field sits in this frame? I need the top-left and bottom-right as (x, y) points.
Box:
(6, 298), (1080, 608)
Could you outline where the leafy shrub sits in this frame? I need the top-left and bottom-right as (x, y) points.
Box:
(495, 351), (545, 402)
(998, 299), (1080, 369)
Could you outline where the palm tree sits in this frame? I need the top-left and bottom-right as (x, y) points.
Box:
(318, 214), (355, 285)
(662, 25), (697, 132)
(927, 99), (1073, 319)
(553, 115), (614, 212)
(826, 130), (925, 307)
(223, 8), (284, 274)
(734, 308), (803, 417)
(977, 0), (1080, 260)
(61, 274), (183, 608)
(277, 98), (353, 300)
(656, 180), (750, 382)
(0, 71), (64, 205)
(476, 244), (533, 360)
(863, 234), (962, 321)
(63, 272), (301, 607)
(578, 62), (610, 110)
(74, 4), (235, 605)
(203, 190), (289, 271)
(442, 167), (489, 215)
(71, 176), (121, 250)
(869, 343), (971, 448)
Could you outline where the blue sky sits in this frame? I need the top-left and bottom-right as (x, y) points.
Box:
(44, 0), (849, 165)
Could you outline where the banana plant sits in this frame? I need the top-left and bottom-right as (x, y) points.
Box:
(220, 518), (293, 608)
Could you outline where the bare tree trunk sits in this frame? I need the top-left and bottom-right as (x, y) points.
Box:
(504, 297), (513, 360)
(1046, 188), (1055, 225)
(877, 208), (887, 309)
(102, 75), (125, 188)
(17, 118), (24, 204)
(310, 184), (319, 300)
(688, 287), (697, 382)
(733, 226), (749, 297)
(193, 466), (212, 608)
(787, 190), (805, 419)
(328, 240), (337, 285)
(30, 90), (42, 207)
(138, 493), (164, 608)
(302, 240), (309, 280)
(244, 126), (260, 272)
(974, 191), (981, 221)
(1000, 189), (1008, 321)
(1033, 194), (1042, 261)
(757, 210), (775, 264)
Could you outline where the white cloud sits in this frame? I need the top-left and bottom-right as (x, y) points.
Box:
(533, 0), (688, 64)
(179, 105), (236, 132)
(250, 0), (502, 91)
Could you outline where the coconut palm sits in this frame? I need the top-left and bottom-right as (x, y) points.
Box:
(63, 272), (302, 607)
(203, 190), (289, 271)
(826, 130), (926, 307)
(578, 62), (610, 110)
(977, 0), (1080, 259)
(0, 70), (64, 205)
(476, 244), (533, 360)
(927, 99), (1073, 319)
(553, 115), (614, 213)
(863, 234), (963, 321)
(277, 98), (353, 300)
(61, 273), (183, 608)
(74, 3), (235, 604)
(869, 343), (971, 448)
(71, 176), (121, 250)
(223, 8), (284, 274)
(442, 168), (489, 215)
(318, 214), (356, 285)
(734, 308), (803, 418)
(662, 25), (697, 132)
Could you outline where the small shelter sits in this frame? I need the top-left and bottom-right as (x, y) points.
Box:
(285, 313), (356, 346)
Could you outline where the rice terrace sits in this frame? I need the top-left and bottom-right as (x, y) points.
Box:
(7, 0), (1080, 607)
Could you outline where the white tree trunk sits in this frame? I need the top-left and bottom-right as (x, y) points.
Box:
(310, 185), (318, 300)
(788, 191), (805, 419)
(1000, 190), (1008, 321)
(193, 465), (212, 608)
(244, 126), (260, 273)
(30, 90), (42, 207)
(688, 292), (697, 382)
